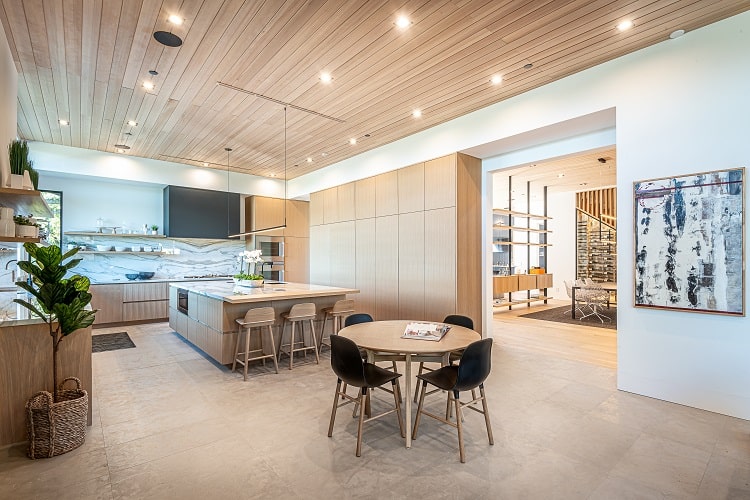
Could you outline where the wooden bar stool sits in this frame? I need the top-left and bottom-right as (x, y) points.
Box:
(278, 303), (319, 370)
(232, 307), (279, 381)
(319, 299), (356, 353)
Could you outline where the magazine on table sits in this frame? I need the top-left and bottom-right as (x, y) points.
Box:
(401, 322), (451, 341)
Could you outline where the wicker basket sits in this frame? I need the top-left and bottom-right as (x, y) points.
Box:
(25, 377), (88, 459)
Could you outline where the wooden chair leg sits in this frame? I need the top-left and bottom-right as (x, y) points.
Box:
(267, 325), (279, 374)
(413, 363), (425, 403)
(231, 327), (242, 374)
(480, 384), (494, 445)
(328, 379), (342, 437)
(392, 380), (405, 438)
(446, 390), (452, 420)
(412, 380), (427, 439)
(356, 388), (367, 457)
(289, 321), (296, 370)
(243, 325), (251, 381)
(455, 391), (465, 463)
(391, 361), (402, 402)
(277, 320), (286, 362)
(259, 327), (265, 367)
(319, 313), (329, 353)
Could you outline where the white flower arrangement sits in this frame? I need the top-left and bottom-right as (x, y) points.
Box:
(234, 249), (264, 280)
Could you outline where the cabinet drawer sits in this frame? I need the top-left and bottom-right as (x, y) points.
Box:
(90, 284), (124, 324)
(123, 300), (168, 321)
(123, 282), (169, 302)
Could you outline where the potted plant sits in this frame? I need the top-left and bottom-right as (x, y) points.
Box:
(150, 224), (159, 235)
(233, 249), (264, 287)
(14, 243), (97, 458)
(8, 139), (38, 189)
(14, 214), (40, 238)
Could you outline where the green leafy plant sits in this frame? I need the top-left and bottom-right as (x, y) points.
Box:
(7, 139), (39, 188)
(13, 243), (97, 401)
(13, 214), (40, 227)
(234, 249), (264, 280)
(150, 225), (159, 231)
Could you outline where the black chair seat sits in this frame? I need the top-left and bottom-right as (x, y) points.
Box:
(363, 363), (402, 388)
(417, 365), (458, 391)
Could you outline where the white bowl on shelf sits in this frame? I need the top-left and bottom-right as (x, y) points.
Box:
(95, 245), (111, 251)
(114, 246), (127, 252)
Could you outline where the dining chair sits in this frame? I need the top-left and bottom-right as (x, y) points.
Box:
(343, 313), (402, 404)
(564, 280), (587, 317)
(328, 335), (405, 457)
(578, 284), (611, 323)
(413, 315), (474, 403)
(412, 338), (494, 463)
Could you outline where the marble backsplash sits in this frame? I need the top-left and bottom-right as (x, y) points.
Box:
(0, 237), (247, 285)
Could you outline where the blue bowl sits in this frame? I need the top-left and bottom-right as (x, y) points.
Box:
(138, 272), (155, 280)
(125, 274), (139, 280)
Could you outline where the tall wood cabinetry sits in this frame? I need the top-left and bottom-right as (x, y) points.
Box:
(309, 153), (482, 332)
(245, 197), (309, 283)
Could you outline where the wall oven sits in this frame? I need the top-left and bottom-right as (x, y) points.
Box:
(177, 288), (189, 314)
(261, 262), (284, 282)
(256, 236), (284, 260)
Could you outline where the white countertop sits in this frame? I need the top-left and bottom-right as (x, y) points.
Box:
(90, 276), (232, 285)
(170, 281), (359, 304)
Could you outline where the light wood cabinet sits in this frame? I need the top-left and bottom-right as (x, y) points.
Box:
(355, 177), (376, 219)
(337, 182), (356, 222)
(425, 155), (457, 210)
(123, 282), (168, 302)
(309, 152), (481, 332)
(398, 162), (424, 214)
(375, 170), (399, 216)
(284, 200), (309, 238)
(122, 300), (168, 322)
(323, 187), (339, 224)
(90, 284), (124, 324)
(284, 236), (309, 283)
(398, 211), (425, 319)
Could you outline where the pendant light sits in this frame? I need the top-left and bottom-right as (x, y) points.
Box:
(228, 106), (287, 237)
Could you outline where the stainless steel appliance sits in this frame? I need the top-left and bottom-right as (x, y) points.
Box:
(177, 288), (189, 314)
(256, 236), (284, 281)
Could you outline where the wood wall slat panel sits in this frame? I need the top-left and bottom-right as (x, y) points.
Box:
(355, 177), (376, 220)
(456, 153), (482, 331)
(425, 154), (456, 209)
(398, 162), (425, 214)
(337, 182), (356, 222)
(424, 207), (456, 322)
(375, 170), (399, 217)
(355, 218), (376, 316)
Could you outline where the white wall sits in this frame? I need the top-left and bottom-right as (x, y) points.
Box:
(292, 12), (750, 419)
(0, 24), (17, 181)
(546, 191), (577, 297)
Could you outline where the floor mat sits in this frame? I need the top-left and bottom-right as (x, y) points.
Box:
(92, 332), (136, 352)
(519, 305), (617, 330)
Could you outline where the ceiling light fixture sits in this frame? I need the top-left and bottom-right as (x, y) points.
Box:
(617, 20), (633, 31)
(557, 173), (565, 178)
(127, 120), (137, 127)
(412, 109), (422, 118)
(229, 107), (288, 237)
(319, 72), (332, 84)
(349, 137), (357, 145)
(306, 157), (313, 163)
(395, 15), (411, 29)
(523, 63), (533, 70)
(669, 29), (685, 39)
(58, 119), (69, 126)
(142, 81), (155, 91)
(490, 74), (503, 85)
(154, 14), (184, 47)
(202, 162), (208, 167)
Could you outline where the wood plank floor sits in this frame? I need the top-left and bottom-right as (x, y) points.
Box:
(492, 298), (617, 369)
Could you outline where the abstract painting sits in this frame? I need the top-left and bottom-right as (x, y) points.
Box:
(634, 168), (745, 316)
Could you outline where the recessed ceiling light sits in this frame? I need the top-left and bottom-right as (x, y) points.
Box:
(490, 74), (503, 85)
(412, 109), (422, 118)
(580, 182), (588, 186)
(270, 173), (276, 177)
(142, 81), (155, 90)
(202, 162), (208, 167)
(58, 119), (69, 126)
(617, 20), (633, 31)
(319, 72), (332, 84)
(557, 173), (565, 178)
(395, 16), (411, 29)
(321, 152), (327, 157)
(349, 138), (357, 145)
(127, 120), (137, 127)
(168, 15), (183, 25)
(669, 29), (685, 39)
(306, 157), (313, 163)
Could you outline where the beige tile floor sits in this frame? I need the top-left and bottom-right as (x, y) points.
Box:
(1, 319), (748, 499)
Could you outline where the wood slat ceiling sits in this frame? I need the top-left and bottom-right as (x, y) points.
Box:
(2, 1), (748, 179)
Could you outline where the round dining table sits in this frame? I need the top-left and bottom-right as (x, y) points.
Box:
(338, 319), (480, 448)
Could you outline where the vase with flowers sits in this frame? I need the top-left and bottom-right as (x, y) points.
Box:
(233, 249), (264, 287)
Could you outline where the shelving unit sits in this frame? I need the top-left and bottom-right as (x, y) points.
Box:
(0, 187), (52, 244)
(576, 209), (616, 283)
(65, 231), (166, 239)
(78, 251), (168, 255)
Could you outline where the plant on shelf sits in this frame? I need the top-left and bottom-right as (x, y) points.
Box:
(234, 249), (264, 286)
(14, 243), (97, 458)
(14, 214), (40, 238)
(150, 224), (159, 234)
(8, 139), (39, 189)
(13, 214), (39, 227)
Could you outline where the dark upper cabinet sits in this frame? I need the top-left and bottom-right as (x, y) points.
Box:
(163, 186), (240, 239)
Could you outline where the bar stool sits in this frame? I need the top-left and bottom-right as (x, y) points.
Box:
(278, 303), (319, 370)
(232, 307), (279, 381)
(319, 299), (356, 353)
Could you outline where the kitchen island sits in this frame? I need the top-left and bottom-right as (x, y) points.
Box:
(168, 281), (359, 364)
